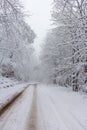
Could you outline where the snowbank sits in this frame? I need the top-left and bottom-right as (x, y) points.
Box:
(0, 77), (29, 115)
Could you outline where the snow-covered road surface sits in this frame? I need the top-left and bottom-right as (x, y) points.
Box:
(37, 85), (87, 130)
(0, 84), (87, 130)
(0, 85), (34, 130)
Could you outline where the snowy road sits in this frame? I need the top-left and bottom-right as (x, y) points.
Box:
(37, 85), (87, 130)
(0, 85), (34, 130)
(0, 84), (87, 130)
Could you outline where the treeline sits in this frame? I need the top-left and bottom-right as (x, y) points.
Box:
(0, 0), (36, 81)
(41, 0), (87, 92)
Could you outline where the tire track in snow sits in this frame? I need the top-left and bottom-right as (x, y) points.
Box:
(37, 87), (66, 130)
(0, 85), (29, 117)
(26, 84), (37, 130)
(37, 86), (86, 130)
(0, 85), (30, 130)
(48, 92), (86, 130)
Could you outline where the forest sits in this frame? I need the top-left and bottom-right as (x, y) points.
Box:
(41, 0), (87, 92)
(0, 0), (87, 130)
(0, 0), (87, 92)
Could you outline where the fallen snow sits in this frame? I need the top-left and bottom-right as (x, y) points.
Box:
(0, 77), (28, 109)
(37, 84), (87, 130)
(0, 84), (87, 130)
(0, 77), (18, 89)
(0, 86), (34, 130)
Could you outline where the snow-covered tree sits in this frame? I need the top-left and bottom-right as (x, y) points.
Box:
(0, 0), (36, 81)
(41, 0), (87, 91)
(41, 26), (72, 84)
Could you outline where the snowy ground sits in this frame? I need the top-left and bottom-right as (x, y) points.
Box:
(0, 86), (34, 130)
(0, 77), (18, 89)
(0, 83), (87, 130)
(37, 85), (87, 130)
(0, 77), (28, 111)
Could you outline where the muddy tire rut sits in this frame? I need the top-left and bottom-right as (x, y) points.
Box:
(26, 84), (37, 130)
(0, 85), (29, 117)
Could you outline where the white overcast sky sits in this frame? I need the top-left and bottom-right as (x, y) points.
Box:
(21, 0), (53, 55)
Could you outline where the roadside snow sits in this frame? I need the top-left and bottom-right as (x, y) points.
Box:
(0, 77), (18, 89)
(0, 86), (34, 130)
(1, 84), (87, 130)
(0, 77), (28, 109)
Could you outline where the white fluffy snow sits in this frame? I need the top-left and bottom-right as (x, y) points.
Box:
(0, 77), (18, 89)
